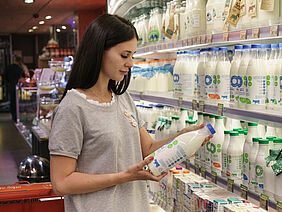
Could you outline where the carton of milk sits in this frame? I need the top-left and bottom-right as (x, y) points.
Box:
(213, 199), (228, 212)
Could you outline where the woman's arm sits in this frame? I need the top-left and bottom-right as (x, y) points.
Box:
(140, 124), (212, 158)
(50, 155), (166, 195)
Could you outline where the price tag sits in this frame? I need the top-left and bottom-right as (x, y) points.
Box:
(240, 184), (248, 200)
(199, 100), (205, 112)
(182, 39), (187, 47)
(277, 201), (282, 212)
(162, 43), (168, 49)
(201, 167), (206, 178)
(201, 35), (206, 44)
(150, 46), (156, 51)
(252, 28), (260, 39)
(196, 36), (201, 44)
(260, 194), (269, 210)
(188, 38), (193, 46)
(240, 30), (247, 40)
(195, 163), (200, 175)
(192, 99), (198, 111)
(211, 171), (217, 184)
(186, 159), (191, 170)
(173, 42), (177, 48)
(270, 25), (278, 37)
(178, 97), (183, 108)
(227, 178), (234, 192)
(223, 33), (229, 42)
(217, 103), (224, 116)
(145, 47), (150, 52)
(206, 35), (212, 43)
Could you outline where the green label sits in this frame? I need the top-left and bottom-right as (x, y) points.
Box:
(240, 184), (248, 191)
(260, 194), (269, 201)
(256, 165), (263, 176)
(148, 29), (160, 42)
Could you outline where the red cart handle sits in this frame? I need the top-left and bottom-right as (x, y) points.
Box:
(13, 181), (31, 185)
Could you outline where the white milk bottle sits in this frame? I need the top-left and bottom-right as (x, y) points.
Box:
(249, 137), (261, 191)
(197, 49), (209, 100)
(274, 138), (282, 203)
(195, 112), (204, 167)
(222, 130), (231, 178)
(245, 44), (266, 110)
(216, 47), (231, 102)
(211, 116), (225, 175)
(255, 139), (269, 194)
(179, 108), (189, 130)
(202, 113), (210, 169)
(258, 124), (266, 138)
(227, 131), (243, 184)
(184, 0), (193, 37)
(267, 44), (280, 109)
(182, 51), (194, 97)
(170, 116), (178, 137)
(173, 52), (183, 94)
(230, 45), (243, 106)
(205, 48), (218, 103)
(224, 117), (233, 131)
(190, 0), (206, 35)
(237, 45), (251, 109)
(206, 0), (225, 34)
(147, 124), (216, 176)
(242, 122), (258, 186)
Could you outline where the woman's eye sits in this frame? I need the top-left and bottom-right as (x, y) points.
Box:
(121, 55), (128, 58)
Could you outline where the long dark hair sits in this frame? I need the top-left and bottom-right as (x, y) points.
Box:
(62, 14), (138, 99)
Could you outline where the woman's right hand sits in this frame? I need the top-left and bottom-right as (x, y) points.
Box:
(122, 157), (167, 182)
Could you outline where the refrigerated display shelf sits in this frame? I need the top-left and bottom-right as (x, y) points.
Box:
(130, 91), (282, 128)
(108, 0), (144, 17)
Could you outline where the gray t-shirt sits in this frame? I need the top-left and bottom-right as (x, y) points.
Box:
(49, 89), (150, 212)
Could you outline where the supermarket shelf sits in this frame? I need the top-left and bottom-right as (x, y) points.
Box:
(130, 91), (282, 128)
(135, 24), (282, 58)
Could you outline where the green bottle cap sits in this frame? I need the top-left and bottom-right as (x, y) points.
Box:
(209, 114), (216, 118)
(273, 138), (282, 144)
(172, 116), (180, 120)
(185, 120), (190, 123)
(198, 112), (203, 115)
(233, 128), (242, 131)
(230, 131), (239, 136)
(266, 136), (276, 141)
(203, 113), (209, 117)
(252, 137), (262, 142)
(259, 139), (269, 144)
(215, 116), (223, 119)
(224, 131), (231, 134)
(181, 108), (188, 111)
(248, 122), (258, 126)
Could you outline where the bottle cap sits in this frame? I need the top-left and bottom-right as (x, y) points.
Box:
(279, 43), (282, 48)
(203, 113), (209, 117)
(209, 114), (216, 118)
(251, 44), (261, 48)
(189, 120), (197, 125)
(233, 128), (241, 131)
(252, 137), (261, 142)
(176, 166), (183, 170)
(169, 169), (174, 173)
(172, 116), (180, 120)
(215, 116), (223, 119)
(183, 170), (190, 174)
(173, 171), (180, 174)
(271, 44), (279, 48)
(181, 108), (188, 111)
(185, 120), (190, 124)
(248, 122), (258, 126)
(273, 138), (282, 144)
(234, 45), (243, 49)
(230, 131), (239, 136)
(259, 139), (269, 144)
(198, 112), (203, 115)
(240, 121), (245, 123)
(219, 47), (228, 51)
(261, 44), (271, 48)
(189, 115), (193, 120)
(206, 123), (216, 135)
(266, 136), (276, 141)
(238, 129), (245, 134)
(224, 130), (230, 134)
(243, 45), (252, 49)
(243, 130), (248, 135)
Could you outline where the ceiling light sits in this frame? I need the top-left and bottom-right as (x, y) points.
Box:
(28, 29), (33, 32)
(32, 26), (38, 30)
(45, 15), (52, 20)
(61, 26), (66, 30)
(39, 21), (45, 25)
(24, 0), (34, 3)
(56, 29), (61, 32)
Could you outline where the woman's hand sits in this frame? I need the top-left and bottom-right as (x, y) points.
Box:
(122, 157), (167, 182)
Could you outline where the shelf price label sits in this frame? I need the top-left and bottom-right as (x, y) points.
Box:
(223, 33), (229, 42)
(240, 184), (248, 200)
(182, 39), (188, 47)
(206, 35), (212, 43)
(260, 194), (269, 210)
(211, 171), (217, 184)
(195, 163), (200, 175)
(157, 44), (162, 50)
(178, 97), (183, 108)
(227, 178), (234, 192)
(277, 201), (282, 212)
(196, 36), (201, 44)
(188, 38), (193, 46)
(145, 47), (150, 52)
(199, 100), (205, 112)
(150, 46), (156, 51)
(240, 30), (247, 40)
(192, 99), (198, 111)
(270, 25), (278, 37)
(201, 35), (206, 44)
(217, 103), (224, 116)
(252, 28), (260, 39)
(186, 159), (191, 170)
(162, 43), (168, 49)
(201, 167), (206, 178)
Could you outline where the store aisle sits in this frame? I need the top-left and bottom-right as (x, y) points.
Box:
(0, 113), (31, 185)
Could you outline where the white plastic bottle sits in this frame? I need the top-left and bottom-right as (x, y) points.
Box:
(205, 48), (218, 103)
(179, 108), (189, 130)
(211, 116), (225, 175)
(169, 116), (178, 137)
(258, 0), (280, 27)
(265, 126), (277, 139)
(215, 47), (231, 102)
(197, 49), (209, 100)
(255, 139), (269, 194)
(274, 138), (282, 203)
(230, 45), (243, 106)
(245, 44), (266, 110)
(249, 137), (261, 192)
(147, 124), (216, 176)
(225, 117), (233, 131)
(190, 0), (206, 35)
(222, 130), (231, 178)
(258, 124), (266, 139)
(242, 122), (258, 186)
(173, 52), (183, 94)
(182, 51), (194, 97)
(237, 45), (252, 109)
(227, 131), (243, 184)
(195, 112), (204, 167)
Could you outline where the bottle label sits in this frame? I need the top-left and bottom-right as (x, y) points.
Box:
(237, 75), (246, 104)
(226, 0), (241, 27)
(256, 165), (264, 192)
(192, 13), (200, 27)
(223, 152), (228, 170)
(197, 74), (205, 98)
(248, 0), (257, 17)
(230, 75), (237, 101)
(205, 74), (217, 99)
(266, 74), (279, 105)
(243, 152), (250, 182)
(217, 74), (230, 100)
(182, 73), (193, 96)
(148, 29), (160, 42)
(245, 75), (266, 105)
(173, 73), (182, 93)
(227, 154), (243, 180)
(211, 143), (222, 170)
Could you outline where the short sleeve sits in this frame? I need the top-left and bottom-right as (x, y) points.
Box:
(49, 104), (83, 159)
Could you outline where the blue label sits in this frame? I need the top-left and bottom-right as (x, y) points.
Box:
(280, 76), (282, 89)
(153, 159), (160, 168)
(237, 76), (243, 88)
(205, 75), (212, 86)
(173, 74), (180, 82)
(243, 174), (248, 181)
(259, 184), (264, 189)
(231, 75), (238, 87)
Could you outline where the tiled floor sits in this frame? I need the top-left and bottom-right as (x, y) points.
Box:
(0, 113), (31, 185)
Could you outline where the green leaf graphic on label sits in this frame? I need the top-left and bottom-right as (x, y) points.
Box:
(218, 80), (221, 84)
(248, 76), (252, 81)
(267, 75), (270, 80)
(168, 144), (173, 149)
(245, 98), (251, 104)
(275, 82), (278, 86)
(256, 165), (263, 176)
(267, 81), (270, 86)
(217, 75), (220, 79)
(173, 140), (178, 145)
(275, 76), (278, 81)
(266, 98), (269, 103)
(217, 144), (221, 148)
(248, 82), (252, 86)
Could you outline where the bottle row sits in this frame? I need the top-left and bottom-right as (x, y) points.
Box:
(132, 0), (282, 46)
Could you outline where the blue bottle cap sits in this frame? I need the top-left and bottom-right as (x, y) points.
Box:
(234, 45), (243, 49)
(206, 123), (216, 135)
(271, 44), (279, 48)
(251, 44), (261, 48)
(279, 43), (282, 48)
(243, 45), (252, 49)
(219, 47), (228, 51)
(261, 44), (271, 48)
(210, 47), (219, 51)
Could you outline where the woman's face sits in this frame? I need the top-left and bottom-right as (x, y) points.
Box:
(100, 38), (137, 82)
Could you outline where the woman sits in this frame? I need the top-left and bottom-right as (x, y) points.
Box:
(49, 14), (211, 212)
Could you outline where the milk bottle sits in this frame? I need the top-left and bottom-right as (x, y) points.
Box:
(258, 124), (266, 138)
(183, 0), (193, 37)
(173, 52), (183, 94)
(195, 112), (204, 167)
(237, 45), (251, 109)
(211, 116), (225, 175)
(215, 47), (231, 102)
(179, 108), (189, 130)
(230, 45), (243, 106)
(265, 126), (277, 138)
(170, 116), (178, 137)
(197, 49), (209, 100)
(249, 137), (261, 191)
(206, 0), (225, 34)
(222, 130), (231, 178)
(242, 122), (258, 186)
(205, 48), (218, 103)
(255, 139), (269, 194)
(274, 138), (282, 203)
(240, 0), (259, 29)
(245, 44), (266, 110)
(202, 113), (210, 168)
(190, 0), (206, 35)
(182, 51), (194, 97)
(267, 44), (280, 109)
(147, 124), (216, 176)
(225, 117), (233, 131)
(227, 131), (243, 184)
